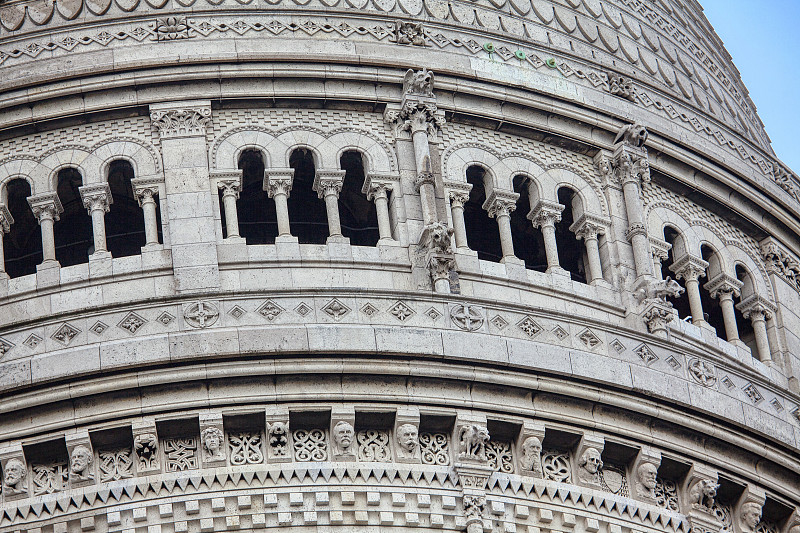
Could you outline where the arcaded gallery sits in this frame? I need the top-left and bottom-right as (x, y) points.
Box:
(0, 0), (798, 532)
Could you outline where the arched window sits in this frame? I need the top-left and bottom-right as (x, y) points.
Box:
(106, 160), (153, 257)
(510, 175), (546, 271)
(463, 165), (502, 263)
(230, 149), (277, 244)
(555, 187), (586, 283)
(339, 151), (379, 246)
(735, 264), (756, 350)
(288, 148), (328, 245)
(699, 245), (724, 337)
(3, 179), (42, 278)
(662, 226), (691, 319)
(54, 168), (92, 267)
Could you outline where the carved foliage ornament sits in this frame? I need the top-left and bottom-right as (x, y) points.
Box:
(150, 107), (211, 138)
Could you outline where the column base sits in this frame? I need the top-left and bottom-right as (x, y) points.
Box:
(89, 252), (113, 278)
(223, 236), (246, 245)
(500, 256), (524, 266)
(546, 266), (571, 277)
(327, 235), (352, 260)
(36, 260), (61, 289)
(377, 238), (402, 247)
(0, 272), (8, 297)
(275, 236), (301, 261)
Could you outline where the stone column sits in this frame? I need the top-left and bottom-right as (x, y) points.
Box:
(209, 171), (242, 240)
(483, 190), (520, 263)
(79, 183), (113, 257)
(265, 168), (295, 238)
(28, 193), (63, 265)
(649, 237), (671, 281)
(132, 177), (162, 248)
(444, 181), (472, 251)
(313, 170), (346, 241)
(737, 296), (776, 363)
(671, 254), (709, 325)
(622, 175), (654, 279)
(363, 173), (401, 243)
(571, 214), (610, 283)
(528, 200), (565, 273)
(150, 100), (218, 291)
(705, 273), (744, 343)
(0, 205), (13, 276)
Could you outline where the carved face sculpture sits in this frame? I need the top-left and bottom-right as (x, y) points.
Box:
(396, 424), (419, 452)
(740, 503), (762, 531)
(3, 458), (25, 488)
(579, 448), (603, 474)
(637, 462), (658, 490)
(333, 421), (354, 450)
(70, 445), (93, 475)
(201, 427), (224, 456)
(521, 436), (542, 470)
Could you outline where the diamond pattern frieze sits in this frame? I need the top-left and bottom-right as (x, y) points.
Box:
(360, 303), (379, 317)
(156, 311), (175, 326)
(609, 339), (625, 353)
(389, 301), (415, 322)
(229, 305), (247, 320)
(742, 383), (763, 404)
(490, 315), (508, 330)
(22, 334), (42, 349)
(633, 343), (657, 365)
(517, 316), (542, 338)
(425, 307), (442, 321)
(257, 299), (284, 321)
(322, 298), (350, 320)
(184, 302), (219, 329)
(551, 325), (568, 341)
(0, 336), (15, 356)
(51, 323), (81, 346)
(90, 321), (108, 335)
(577, 329), (602, 349)
(118, 312), (147, 335)
(294, 303), (313, 317)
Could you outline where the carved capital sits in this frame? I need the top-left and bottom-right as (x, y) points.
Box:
(482, 189), (519, 218)
(649, 236), (672, 261)
(600, 124), (650, 188)
(0, 204), (13, 233)
(736, 294), (777, 321)
(641, 299), (675, 334)
(313, 169), (346, 199)
(704, 272), (743, 299)
(210, 170), (243, 199)
(79, 183), (113, 213)
(527, 200), (564, 228)
(27, 193), (64, 223)
(131, 176), (163, 206)
(362, 172), (400, 201)
(263, 168), (295, 198)
(149, 100), (212, 139)
(760, 236), (800, 290)
(670, 254), (708, 282)
(444, 180), (472, 208)
(570, 213), (610, 241)
(414, 171), (435, 192)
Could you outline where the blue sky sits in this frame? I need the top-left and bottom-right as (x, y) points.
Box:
(698, 0), (800, 172)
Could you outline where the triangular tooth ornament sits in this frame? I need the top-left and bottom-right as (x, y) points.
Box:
(496, 474), (510, 491)
(203, 474), (216, 488)
(163, 479), (176, 493)
(509, 478), (522, 493)
(177, 477), (190, 491)
(333, 467), (346, 481)
(434, 470), (448, 485)
(243, 470), (256, 485)
(230, 472), (242, 485)
(422, 469), (435, 483)
(320, 467), (333, 481)
(97, 488), (110, 503)
(411, 469), (423, 482)
(308, 467), (320, 482)
(397, 467), (411, 482)
(268, 470), (280, 484)
(346, 466), (359, 481)
(256, 470), (269, 484)
(294, 467), (308, 482)
(189, 475), (203, 490)
(30, 502), (43, 517)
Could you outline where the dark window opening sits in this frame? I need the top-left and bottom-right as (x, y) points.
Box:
(555, 187), (586, 283)
(662, 227), (691, 320)
(288, 149), (328, 245)
(699, 245), (725, 338)
(230, 149), (277, 244)
(54, 168), (92, 267)
(510, 175), (547, 271)
(735, 265), (756, 349)
(107, 160), (155, 257)
(3, 179), (42, 278)
(339, 151), (379, 246)
(464, 166), (502, 263)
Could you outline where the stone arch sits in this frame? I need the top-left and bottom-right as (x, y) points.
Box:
(726, 244), (773, 300)
(211, 126), (277, 170)
(442, 142), (502, 187)
(692, 224), (730, 272)
(327, 128), (397, 173)
(646, 204), (700, 256)
(494, 153), (547, 203)
(89, 137), (162, 182)
(541, 165), (607, 217)
(34, 146), (93, 193)
(271, 127), (334, 168)
(0, 157), (38, 202)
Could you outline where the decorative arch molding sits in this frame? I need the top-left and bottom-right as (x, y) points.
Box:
(211, 125), (397, 173)
(0, 157), (39, 201)
(442, 142), (608, 217)
(35, 145), (94, 192)
(89, 137), (163, 182)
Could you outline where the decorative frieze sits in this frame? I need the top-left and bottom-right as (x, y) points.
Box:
(149, 100), (212, 139)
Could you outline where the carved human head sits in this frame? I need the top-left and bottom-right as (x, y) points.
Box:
(579, 448), (603, 474)
(637, 462), (658, 490)
(522, 436), (542, 458)
(3, 458), (25, 487)
(333, 421), (354, 449)
(740, 502), (762, 530)
(201, 427), (224, 453)
(396, 424), (419, 452)
(70, 445), (93, 474)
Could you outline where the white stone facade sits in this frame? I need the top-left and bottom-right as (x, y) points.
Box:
(0, 1), (799, 533)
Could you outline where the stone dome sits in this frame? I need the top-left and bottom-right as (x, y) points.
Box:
(0, 0), (799, 532)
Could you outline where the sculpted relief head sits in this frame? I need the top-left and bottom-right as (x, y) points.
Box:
(333, 421), (355, 453)
(70, 445), (93, 478)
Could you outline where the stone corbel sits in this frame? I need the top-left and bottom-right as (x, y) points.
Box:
(419, 221), (455, 293)
(266, 408), (291, 464)
(704, 272), (743, 299)
(394, 406), (421, 464)
(384, 68), (445, 142)
(516, 421), (545, 478)
(482, 189), (519, 218)
(649, 236), (671, 263)
(0, 443), (28, 500)
(149, 100), (212, 140)
(330, 406), (356, 461)
(683, 463), (721, 532)
(574, 434), (605, 489)
(132, 419), (160, 476)
(631, 446), (661, 504)
(735, 485), (766, 533)
(79, 183), (113, 213)
(199, 413), (227, 468)
(66, 430), (95, 488)
(264, 168), (295, 198)
(641, 298), (676, 335)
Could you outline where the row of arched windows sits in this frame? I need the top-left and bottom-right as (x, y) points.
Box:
(2, 161), (161, 279)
